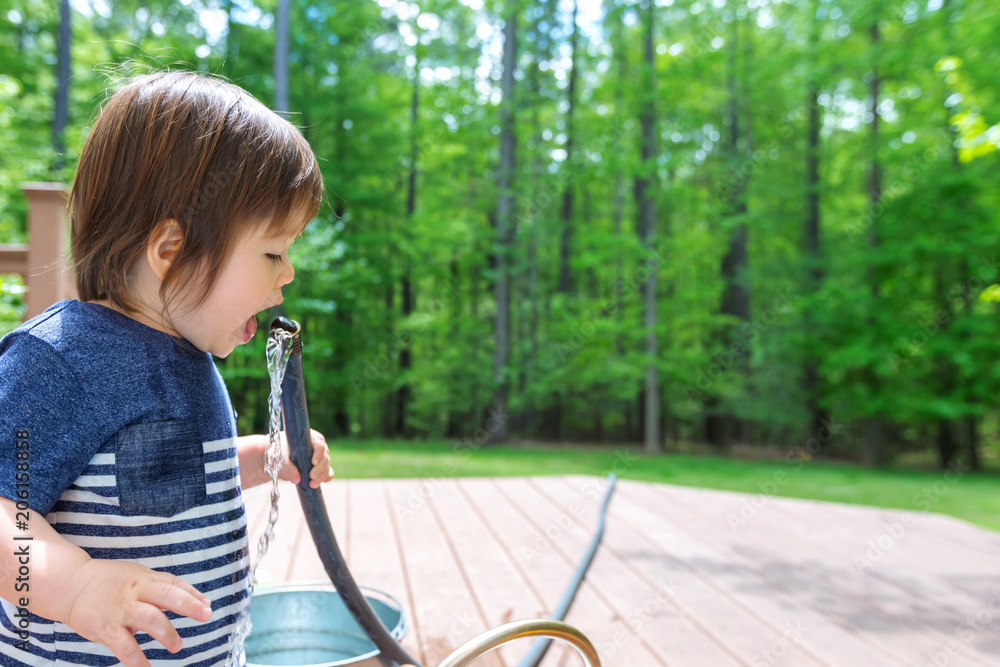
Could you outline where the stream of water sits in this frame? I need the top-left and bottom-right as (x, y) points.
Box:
(225, 325), (296, 667)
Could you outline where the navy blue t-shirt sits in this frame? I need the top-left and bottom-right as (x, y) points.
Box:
(0, 300), (250, 665)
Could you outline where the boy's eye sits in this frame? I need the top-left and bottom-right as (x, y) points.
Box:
(266, 253), (283, 264)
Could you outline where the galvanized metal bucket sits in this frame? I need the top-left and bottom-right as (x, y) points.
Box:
(245, 581), (408, 667)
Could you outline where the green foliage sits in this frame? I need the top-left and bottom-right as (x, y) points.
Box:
(2, 0), (999, 468)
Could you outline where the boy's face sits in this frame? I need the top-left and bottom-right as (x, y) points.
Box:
(172, 223), (296, 358)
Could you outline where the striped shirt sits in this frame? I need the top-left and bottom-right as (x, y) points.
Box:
(0, 300), (251, 665)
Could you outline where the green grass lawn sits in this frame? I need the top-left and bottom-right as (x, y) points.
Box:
(328, 439), (1000, 533)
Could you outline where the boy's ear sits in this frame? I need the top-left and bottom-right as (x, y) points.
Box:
(146, 219), (184, 282)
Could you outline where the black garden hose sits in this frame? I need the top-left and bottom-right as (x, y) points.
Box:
(514, 473), (616, 667)
(271, 317), (424, 667)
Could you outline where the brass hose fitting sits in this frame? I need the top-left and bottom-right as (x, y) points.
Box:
(403, 618), (601, 667)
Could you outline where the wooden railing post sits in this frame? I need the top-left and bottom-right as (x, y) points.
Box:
(20, 182), (76, 320)
(0, 245), (28, 277)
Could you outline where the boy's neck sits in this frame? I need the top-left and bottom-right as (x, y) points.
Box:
(86, 298), (182, 340)
(85, 254), (185, 339)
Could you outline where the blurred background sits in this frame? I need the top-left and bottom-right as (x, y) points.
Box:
(2, 0), (1000, 482)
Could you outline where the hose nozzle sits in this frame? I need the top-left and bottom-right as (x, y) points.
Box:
(269, 316), (302, 356)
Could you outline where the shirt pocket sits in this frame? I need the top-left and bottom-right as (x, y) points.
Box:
(115, 419), (207, 517)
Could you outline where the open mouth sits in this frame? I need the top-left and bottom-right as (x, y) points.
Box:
(242, 315), (257, 344)
(244, 303), (281, 345)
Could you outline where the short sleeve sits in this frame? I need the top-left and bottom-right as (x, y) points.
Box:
(0, 333), (102, 516)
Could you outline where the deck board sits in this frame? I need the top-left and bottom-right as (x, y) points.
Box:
(759, 491), (1000, 647)
(346, 479), (425, 662)
(612, 481), (905, 666)
(470, 478), (662, 667)
(384, 478), (504, 667)
(427, 481), (545, 666)
(539, 477), (806, 666)
(784, 498), (1000, 591)
(513, 477), (743, 667)
(644, 482), (992, 666)
(243, 475), (1000, 666)
(766, 498), (1000, 635)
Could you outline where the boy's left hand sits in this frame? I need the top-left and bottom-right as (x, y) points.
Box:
(277, 428), (334, 488)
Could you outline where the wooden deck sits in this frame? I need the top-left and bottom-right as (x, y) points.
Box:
(243, 476), (1000, 666)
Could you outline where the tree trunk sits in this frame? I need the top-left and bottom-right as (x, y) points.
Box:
(863, 18), (884, 467)
(638, 0), (660, 454)
(930, 260), (962, 470)
(936, 420), (958, 470)
(52, 0), (70, 171)
(491, 7), (517, 443)
(711, 0), (751, 450)
(963, 416), (980, 471)
(446, 258), (464, 437)
(584, 188), (597, 297)
(397, 66), (419, 438)
(333, 305), (352, 438)
(274, 0), (290, 117)
(942, 0), (975, 471)
(382, 276), (395, 437)
(803, 0), (828, 444)
(224, 0), (237, 70)
(524, 6), (545, 436)
(611, 2), (630, 438)
(557, 0), (579, 295)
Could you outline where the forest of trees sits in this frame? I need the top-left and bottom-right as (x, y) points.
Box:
(2, 0), (999, 469)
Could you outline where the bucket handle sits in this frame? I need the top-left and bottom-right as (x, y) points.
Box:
(406, 618), (601, 667)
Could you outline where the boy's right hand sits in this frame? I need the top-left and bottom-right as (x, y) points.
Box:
(61, 559), (213, 667)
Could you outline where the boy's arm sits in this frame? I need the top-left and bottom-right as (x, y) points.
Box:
(236, 430), (333, 490)
(0, 497), (212, 667)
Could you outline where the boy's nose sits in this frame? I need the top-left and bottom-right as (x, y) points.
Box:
(279, 258), (295, 286)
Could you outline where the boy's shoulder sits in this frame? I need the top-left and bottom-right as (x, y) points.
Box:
(7, 298), (142, 344)
(3, 299), (89, 352)
(1, 299), (205, 376)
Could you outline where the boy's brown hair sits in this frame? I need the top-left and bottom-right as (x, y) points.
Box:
(70, 71), (324, 316)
